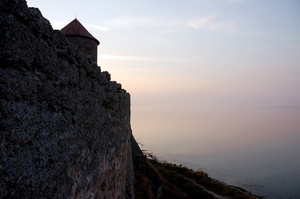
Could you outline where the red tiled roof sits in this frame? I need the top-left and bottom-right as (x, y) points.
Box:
(61, 19), (100, 45)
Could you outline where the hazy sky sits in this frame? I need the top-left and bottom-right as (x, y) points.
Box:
(27, 0), (300, 153)
(27, 0), (300, 107)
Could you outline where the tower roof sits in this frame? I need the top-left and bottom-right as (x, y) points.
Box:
(61, 19), (100, 45)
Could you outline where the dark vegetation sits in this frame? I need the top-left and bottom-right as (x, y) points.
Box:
(150, 158), (265, 199)
(148, 158), (214, 199)
(132, 138), (265, 199)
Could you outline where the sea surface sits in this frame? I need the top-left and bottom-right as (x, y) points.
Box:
(132, 105), (300, 199)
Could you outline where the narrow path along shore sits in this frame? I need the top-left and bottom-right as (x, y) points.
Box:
(185, 177), (229, 199)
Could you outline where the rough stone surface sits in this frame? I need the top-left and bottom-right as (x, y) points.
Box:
(64, 35), (99, 63)
(0, 0), (134, 198)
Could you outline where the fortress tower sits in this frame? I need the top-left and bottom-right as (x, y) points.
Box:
(61, 19), (100, 62)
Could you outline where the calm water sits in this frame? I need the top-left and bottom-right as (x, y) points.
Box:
(132, 105), (300, 199)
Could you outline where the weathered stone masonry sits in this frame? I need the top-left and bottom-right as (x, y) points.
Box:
(61, 18), (100, 63)
(0, 0), (134, 198)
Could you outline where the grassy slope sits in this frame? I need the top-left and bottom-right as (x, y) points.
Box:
(135, 157), (265, 199)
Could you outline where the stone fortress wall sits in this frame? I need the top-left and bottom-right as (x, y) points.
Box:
(0, 0), (134, 198)
(66, 36), (98, 62)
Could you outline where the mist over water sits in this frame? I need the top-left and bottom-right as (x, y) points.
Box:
(132, 105), (300, 198)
